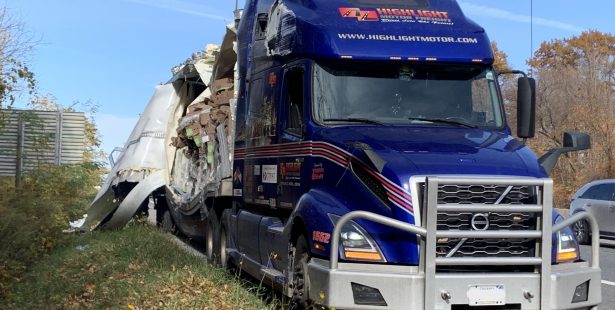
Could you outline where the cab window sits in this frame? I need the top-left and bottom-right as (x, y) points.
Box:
(284, 68), (305, 136)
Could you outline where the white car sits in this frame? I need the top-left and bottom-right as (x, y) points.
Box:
(570, 179), (615, 244)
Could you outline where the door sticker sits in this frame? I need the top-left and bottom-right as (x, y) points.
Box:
(262, 165), (278, 184)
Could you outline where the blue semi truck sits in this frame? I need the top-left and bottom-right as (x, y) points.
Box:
(85, 0), (603, 308)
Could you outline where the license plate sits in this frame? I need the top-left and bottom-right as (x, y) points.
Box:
(467, 285), (506, 306)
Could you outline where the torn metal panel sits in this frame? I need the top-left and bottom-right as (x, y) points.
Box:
(103, 170), (166, 229)
(79, 84), (180, 231)
(113, 84), (179, 184)
(265, 1), (296, 56)
(212, 25), (238, 81)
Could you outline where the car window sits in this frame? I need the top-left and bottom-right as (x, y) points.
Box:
(605, 183), (615, 201)
(581, 184), (615, 201)
(580, 185), (599, 199)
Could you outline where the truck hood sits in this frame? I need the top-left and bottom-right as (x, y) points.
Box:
(316, 126), (546, 183)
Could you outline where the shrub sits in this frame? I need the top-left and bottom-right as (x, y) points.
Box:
(0, 163), (101, 297)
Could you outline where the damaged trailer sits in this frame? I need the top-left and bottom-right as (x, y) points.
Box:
(80, 21), (239, 233)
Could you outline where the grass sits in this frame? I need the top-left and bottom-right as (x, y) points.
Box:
(1, 222), (272, 310)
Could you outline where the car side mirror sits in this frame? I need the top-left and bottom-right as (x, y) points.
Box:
(539, 131), (591, 175)
(517, 77), (536, 139)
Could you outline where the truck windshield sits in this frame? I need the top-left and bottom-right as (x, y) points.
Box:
(312, 61), (504, 128)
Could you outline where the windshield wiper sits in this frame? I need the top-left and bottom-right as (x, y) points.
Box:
(407, 117), (477, 128)
(323, 118), (386, 126)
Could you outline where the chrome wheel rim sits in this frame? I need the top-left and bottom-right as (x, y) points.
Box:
(574, 220), (586, 241)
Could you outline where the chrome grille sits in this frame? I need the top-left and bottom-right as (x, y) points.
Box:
(436, 239), (532, 257)
(424, 183), (538, 258)
(438, 185), (532, 204)
(437, 212), (535, 231)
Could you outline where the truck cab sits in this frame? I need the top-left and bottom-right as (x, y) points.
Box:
(220, 0), (602, 308)
(78, 0), (600, 308)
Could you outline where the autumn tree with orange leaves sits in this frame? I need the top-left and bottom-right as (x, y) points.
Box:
(527, 31), (615, 207)
(494, 31), (615, 207)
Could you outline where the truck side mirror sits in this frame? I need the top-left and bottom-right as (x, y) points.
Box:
(539, 131), (591, 175)
(563, 131), (591, 150)
(517, 77), (536, 139)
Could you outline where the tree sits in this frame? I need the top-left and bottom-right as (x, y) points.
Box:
(0, 7), (36, 110)
(528, 31), (615, 207)
(492, 41), (512, 72)
(528, 30), (615, 78)
(29, 94), (59, 111)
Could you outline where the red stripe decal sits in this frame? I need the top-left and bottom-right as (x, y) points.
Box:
(387, 192), (414, 213)
(233, 141), (413, 215)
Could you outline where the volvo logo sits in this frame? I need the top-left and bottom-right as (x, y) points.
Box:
(471, 213), (490, 231)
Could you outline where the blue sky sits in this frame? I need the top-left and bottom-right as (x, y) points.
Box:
(7, 0), (614, 155)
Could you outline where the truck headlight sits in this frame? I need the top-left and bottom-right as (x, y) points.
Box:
(329, 215), (385, 262)
(555, 216), (579, 263)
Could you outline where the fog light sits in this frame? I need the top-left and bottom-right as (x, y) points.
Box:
(571, 280), (589, 303)
(351, 282), (387, 306)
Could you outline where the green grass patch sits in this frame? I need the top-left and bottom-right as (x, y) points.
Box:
(1, 223), (271, 310)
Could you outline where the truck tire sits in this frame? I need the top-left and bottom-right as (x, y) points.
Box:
(573, 219), (590, 245)
(290, 235), (311, 309)
(205, 210), (219, 264)
(160, 209), (176, 234)
(218, 225), (229, 268)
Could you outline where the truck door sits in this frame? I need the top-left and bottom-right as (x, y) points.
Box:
(277, 66), (306, 210)
(236, 68), (281, 264)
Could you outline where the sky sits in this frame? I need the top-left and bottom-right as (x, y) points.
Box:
(7, 0), (615, 156)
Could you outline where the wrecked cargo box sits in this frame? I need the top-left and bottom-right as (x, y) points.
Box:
(78, 22), (238, 231)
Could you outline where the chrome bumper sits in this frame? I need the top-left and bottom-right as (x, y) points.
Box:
(318, 176), (602, 309)
(308, 259), (601, 309)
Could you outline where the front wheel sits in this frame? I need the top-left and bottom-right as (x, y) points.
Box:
(573, 219), (590, 245)
(290, 235), (311, 309)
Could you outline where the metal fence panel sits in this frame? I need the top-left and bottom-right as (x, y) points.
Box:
(0, 109), (85, 177)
